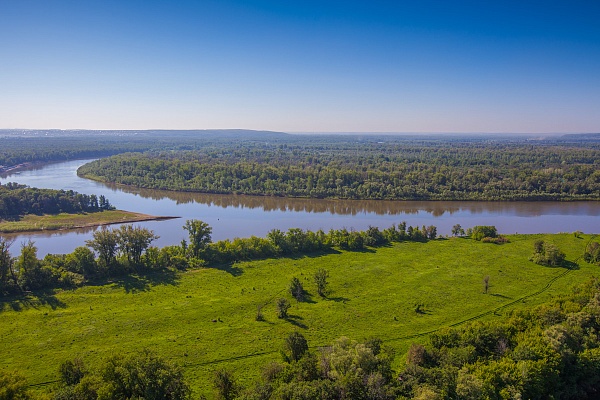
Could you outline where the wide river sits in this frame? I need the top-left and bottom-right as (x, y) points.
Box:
(2, 159), (599, 256)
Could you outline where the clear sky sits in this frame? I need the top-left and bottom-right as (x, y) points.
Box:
(1, 0), (599, 133)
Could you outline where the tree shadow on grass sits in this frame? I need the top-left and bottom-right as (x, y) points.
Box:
(286, 314), (308, 329)
(326, 296), (350, 303)
(563, 260), (579, 270)
(288, 248), (341, 261)
(213, 262), (244, 277)
(0, 288), (66, 313)
(489, 293), (512, 300)
(111, 269), (180, 294)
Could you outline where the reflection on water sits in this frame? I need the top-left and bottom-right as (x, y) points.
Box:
(110, 183), (600, 218)
(2, 159), (600, 257)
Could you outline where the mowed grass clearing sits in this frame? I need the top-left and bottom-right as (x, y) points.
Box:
(1, 233), (597, 397)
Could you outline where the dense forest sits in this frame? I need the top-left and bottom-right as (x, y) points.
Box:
(78, 139), (600, 201)
(0, 183), (114, 219)
(0, 129), (289, 168)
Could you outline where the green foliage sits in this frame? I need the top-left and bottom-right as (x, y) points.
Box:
(116, 225), (158, 268)
(398, 278), (600, 399)
(314, 268), (329, 297)
(86, 229), (119, 270)
(276, 298), (291, 319)
(284, 332), (309, 362)
(183, 219), (212, 258)
(77, 137), (600, 201)
(1, 233), (596, 396)
(530, 240), (566, 266)
(0, 369), (30, 400)
(289, 277), (305, 302)
(468, 225), (498, 241)
(59, 358), (86, 386)
(0, 183), (114, 219)
(451, 224), (465, 237)
(213, 369), (238, 400)
(98, 349), (190, 399)
(584, 241), (600, 264)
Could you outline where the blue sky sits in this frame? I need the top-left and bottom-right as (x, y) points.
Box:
(1, 0), (599, 133)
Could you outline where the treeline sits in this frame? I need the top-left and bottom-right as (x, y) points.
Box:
(78, 140), (600, 200)
(0, 220), (436, 296)
(0, 183), (114, 218)
(0, 129), (289, 168)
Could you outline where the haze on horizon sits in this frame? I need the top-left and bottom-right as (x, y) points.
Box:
(1, 0), (599, 134)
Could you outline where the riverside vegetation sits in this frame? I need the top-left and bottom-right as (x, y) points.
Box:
(78, 138), (600, 201)
(1, 220), (600, 399)
(0, 183), (163, 233)
(2, 131), (600, 398)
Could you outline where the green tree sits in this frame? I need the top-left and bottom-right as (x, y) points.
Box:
(59, 358), (86, 386)
(285, 331), (309, 362)
(65, 246), (97, 278)
(452, 224), (465, 237)
(16, 241), (50, 291)
(213, 368), (238, 400)
(277, 298), (291, 319)
(86, 228), (119, 269)
(289, 277), (305, 301)
(183, 219), (212, 258)
(0, 237), (17, 294)
(117, 225), (158, 267)
(100, 349), (191, 400)
(0, 369), (31, 400)
(314, 268), (329, 297)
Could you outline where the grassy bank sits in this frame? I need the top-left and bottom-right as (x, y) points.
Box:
(0, 210), (174, 233)
(1, 233), (597, 397)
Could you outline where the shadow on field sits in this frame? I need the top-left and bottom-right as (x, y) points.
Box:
(489, 293), (512, 300)
(327, 296), (350, 303)
(0, 289), (66, 313)
(111, 269), (180, 294)
(563, 261), (580, 270)
(214, 263), (244, 277)
(288, 249), (342, 260)
(286, 314), (308, 329)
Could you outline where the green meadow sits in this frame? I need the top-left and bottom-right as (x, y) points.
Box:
(1, 233), (597, 397)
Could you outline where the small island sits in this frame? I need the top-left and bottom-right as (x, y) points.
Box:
(0, 182), (175, 233)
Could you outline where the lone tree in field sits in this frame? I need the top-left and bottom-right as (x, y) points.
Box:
(483, 276), (490, 294)
(285, 331), (309, 362)
(276, 298), (291, 319)
(314, 268), (329, 297)
(183, 219), (212, 258)
(289, 277), (305, 301)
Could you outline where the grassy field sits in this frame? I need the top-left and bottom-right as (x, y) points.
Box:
(0, 210), (171, 233)
(1, 233), (597, 398)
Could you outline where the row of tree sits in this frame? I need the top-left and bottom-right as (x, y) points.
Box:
(0, 183), (113, 218)
(0, 220), (438, 296)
